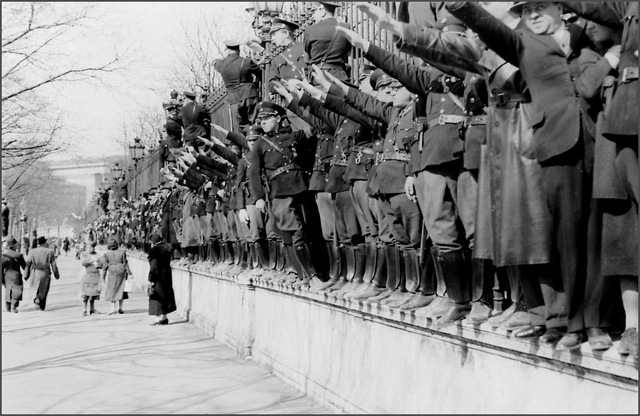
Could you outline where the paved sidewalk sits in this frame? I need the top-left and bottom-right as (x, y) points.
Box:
(2, 251), (330, 414)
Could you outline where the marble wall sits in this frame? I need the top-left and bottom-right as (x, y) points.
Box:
(127, 253), (638, 414)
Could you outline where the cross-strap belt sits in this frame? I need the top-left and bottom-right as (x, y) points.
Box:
(427, 114), (467, 128)
(267, 163), (301, 181)
(376, 151), (411, 164)
(620, 66), (638, 83)
(465, 115), (487, 127)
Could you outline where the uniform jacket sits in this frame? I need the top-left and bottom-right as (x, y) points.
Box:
(214, 54), (261, 104)
(447, 2), (598, 162)
(269, 41), (306, 92)
(24, 246), (59, 280)
(179, 101), (210, 145)
(235, 156), (256, 209)
(365, 44), (466, 171)
(298, 92), (373, 192)
(345, 88), (415, 194)
(209, 144), (240, 209)
(304, 18), (352, 69)
(248, 129), (314, 200)
(287, 97), (335, 192)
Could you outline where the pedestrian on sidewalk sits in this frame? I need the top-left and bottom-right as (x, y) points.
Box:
(147, 233), (176, 325)
(2, 237), (26, 313)
(101, 237), (130, 315)
(24, 236), (60, 311)
(79, 241), (102, 316)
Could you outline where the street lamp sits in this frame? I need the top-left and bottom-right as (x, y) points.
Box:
(128, 137), (145, 198)
(111, 162), (123, 182)
(251, 2), (285, 98)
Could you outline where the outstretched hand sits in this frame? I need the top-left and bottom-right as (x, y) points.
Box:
(311, 65), (331, 91)
(335, 26), (370, 53)
(324, 70), (350, 96)
(210, 123), (228, 136)
(355, 3), (401, 36)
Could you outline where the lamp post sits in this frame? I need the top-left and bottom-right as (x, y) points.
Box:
(110, 162), (124, 209)
(128, 137), (145, 199)
(251, 2), (285, 98)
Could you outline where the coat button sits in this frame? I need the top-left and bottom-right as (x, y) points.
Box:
(470, 98), (475, 103)
(441, 97), (446, 102)
(440, 109), (445, 114)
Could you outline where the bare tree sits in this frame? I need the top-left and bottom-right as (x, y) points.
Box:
(1, 2), (134, 169)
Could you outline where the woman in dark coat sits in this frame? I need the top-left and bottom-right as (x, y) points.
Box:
(148, 234), (176, 325)
(2, 237), (26, 313)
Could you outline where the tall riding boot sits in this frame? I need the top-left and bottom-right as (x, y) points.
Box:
(432, 250), (472, 329)
(420, 246), (451, 318)
(239, 241), (249, 269)
(282, 244), (302, 284)
(352, 245), (387, 300)
(368, 245), (398, 303)
(361, 241), (378, 284)
(389, 248), (420, 308)
(466, 257), (495, 324)
(400, 245), (437, 310)
(342, 243), (367, 298)
(276, 241), (287, 272)
(210, 240), (220, 264)
(292, 244), (322, 288)
(317, 241), (341, 291)
(335, 244), (360, 296)
(382, 246), (409, 306)
(5, 302), (11, 312)
(327, 245), (349, 293)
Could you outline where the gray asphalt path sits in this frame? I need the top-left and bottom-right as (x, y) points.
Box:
(2, 251), (330, 414)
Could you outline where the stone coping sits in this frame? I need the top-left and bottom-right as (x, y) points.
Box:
(126, 250), (638, 392)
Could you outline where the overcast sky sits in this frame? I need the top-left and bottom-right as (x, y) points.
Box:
(45, 2), (252, 161)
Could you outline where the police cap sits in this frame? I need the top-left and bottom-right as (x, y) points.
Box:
(358, 62), (376, 82)
(256, 101), (286, 118)
(369, 69), (402, 90)
(319, 2), (340, 11)
(184, 91), (196, 99)
(223, 39), (242, 49)
(270, 18), (299, 34)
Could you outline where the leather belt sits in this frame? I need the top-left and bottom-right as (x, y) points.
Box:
(350, 145), (375, 155)
(330, 157), (348, 167)
(465, 115), (487, 126)
(267, 163), (300, 180)
(377, 151), (410, 163)
(318, 63), (346, 71)
(620, 66), (638, 83)
(489, 92), (530, 106)
(427, 114), (467, 128)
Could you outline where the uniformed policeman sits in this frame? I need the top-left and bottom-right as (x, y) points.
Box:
(304, 2), (352, 84)
(214, 40), (261, 132)
(268, 18), (312, 135)
(247, 102), (324, 289)
(179, 91), (210, 149)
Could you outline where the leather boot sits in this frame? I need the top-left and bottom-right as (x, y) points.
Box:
(292, 244), (319, 288)
(327, 241), (341, 282)
(276, 241), (287, 271)
(369, 245), (399, 304)
(398, 293), (437, 311)
(432, 303), (472, 329)
(326, 245), (348, 293)
(431, 250), (471, 327)
(432, 246), (447, 296)
(239, 241), (249, 269)
(387, 248), (419, 308)
(340, 244), (367, 298)
(465, 257), (495, 324)
(361, 241), (378, 284)
(351, 246), (387, 300)
(255, 240), (269, 270)
(283, 245), (302, 285)
(335, 244), (361, 296)
(268, 239), (278, 270)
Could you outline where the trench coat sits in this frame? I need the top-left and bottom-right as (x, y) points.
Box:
(79, 251), (102, 299)
(102, 249), (130, 302)
(24, 246), (60, 309)
(2, 249), (25, 303)
(148, 243), (176, 316)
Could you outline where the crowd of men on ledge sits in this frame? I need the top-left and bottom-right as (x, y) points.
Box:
(81, 2), (638, 357)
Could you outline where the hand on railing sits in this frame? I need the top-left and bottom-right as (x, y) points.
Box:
(336, 26), (371, 54)
(355, 2), (403, 38)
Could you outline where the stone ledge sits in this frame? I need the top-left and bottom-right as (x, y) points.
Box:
(126, 253), (638, 413)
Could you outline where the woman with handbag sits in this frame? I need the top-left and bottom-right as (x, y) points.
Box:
(147, 233), (176, 325)
(101, 237), (130, 315)
(79, 241), (102, 316)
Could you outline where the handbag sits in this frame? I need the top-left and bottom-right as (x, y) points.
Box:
(123, 279), (135, 293)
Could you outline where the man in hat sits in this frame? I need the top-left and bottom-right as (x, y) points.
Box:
(3, 236), (26, 313)
(304, 2), (352, 84)
(445, 1), (602, 350)
(268, 17), (312, 136)
(24, 236), (60, 311)
(247, 101), (323, 288)
(2, 198), (9, 238)
(179, 90), (210, 149)
(214, 39), (262, 132)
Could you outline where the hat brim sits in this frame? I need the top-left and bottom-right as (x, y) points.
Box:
(257, 111), (279, 118)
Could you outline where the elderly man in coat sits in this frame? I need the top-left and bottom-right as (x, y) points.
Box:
(24, 236), (60, 311)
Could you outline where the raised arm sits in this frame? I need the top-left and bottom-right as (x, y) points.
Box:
(297, 92), (341, 131)
(445, 2), (524, 67)
(324, 84), (379, 129)
(344, 86), (392, 125)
